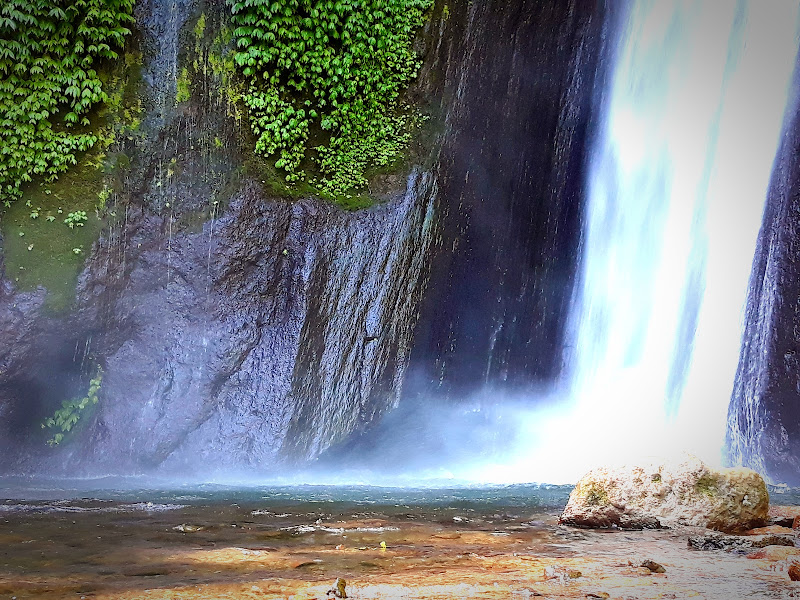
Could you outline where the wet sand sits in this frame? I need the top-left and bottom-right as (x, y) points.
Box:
(1, 497), (799, 599)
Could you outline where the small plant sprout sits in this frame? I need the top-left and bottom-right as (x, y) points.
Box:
(64, 211), (88, 228)
(42, 368), (103, 446)
(29, 208), (39, 219)
(97, 186), (112, 208)
(72, 246), (83, 255)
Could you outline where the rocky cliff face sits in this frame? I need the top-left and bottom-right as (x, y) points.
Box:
(727, 64), (800, 486)
(406, 0), (612, 400)
(73, 175), (434, 476)
(0, 0), (435, 475)
(0, 0), (617, 476)
(313, 0), (615, 472)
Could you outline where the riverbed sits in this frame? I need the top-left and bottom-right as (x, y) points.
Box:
(1, 482), (798, 599)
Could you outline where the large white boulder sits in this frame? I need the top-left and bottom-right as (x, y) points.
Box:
(559, 456), (769, 533)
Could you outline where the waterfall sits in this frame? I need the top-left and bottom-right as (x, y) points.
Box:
(467, 0), (800, 484)
(563, 0), (799, 478)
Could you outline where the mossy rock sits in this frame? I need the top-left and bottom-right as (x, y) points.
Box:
(560, 456), (769, 533)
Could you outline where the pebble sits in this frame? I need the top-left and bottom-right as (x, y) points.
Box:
(640, 559), (666, 573)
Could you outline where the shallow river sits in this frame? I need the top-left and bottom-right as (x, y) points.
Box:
(1, 480), (799, 599)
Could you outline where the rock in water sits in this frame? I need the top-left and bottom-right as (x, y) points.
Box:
(559, 456), (769, 533)
(640, 559), (666, 573)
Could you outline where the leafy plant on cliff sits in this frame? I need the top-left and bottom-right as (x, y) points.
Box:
(42, 368), (103, 446)
(0, 0), (135, 204)
(227, 0), (433, 198)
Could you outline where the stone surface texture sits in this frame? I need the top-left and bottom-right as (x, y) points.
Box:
(727, 56), (800, 486)
(560, 457), (769, 533)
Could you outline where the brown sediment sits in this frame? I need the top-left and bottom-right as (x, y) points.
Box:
(1, 503), (798, 599)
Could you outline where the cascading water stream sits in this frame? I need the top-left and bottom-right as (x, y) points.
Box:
(561, 0), (799, 479)
(464, 0), (800, 484)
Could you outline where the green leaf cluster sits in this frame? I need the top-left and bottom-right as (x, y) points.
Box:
(41, 368), (103, 446)
(0, 0), (135, 204)
(63, 209), (88, 227)
(228, 0), (432, 197)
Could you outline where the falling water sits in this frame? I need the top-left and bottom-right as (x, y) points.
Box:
(563, 0), (800, 477)
(466, 1), (800, 484)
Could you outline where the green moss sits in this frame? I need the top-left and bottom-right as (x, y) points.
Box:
(0, 50), (143, 313)
(581, 484), (609, 507)
(694, 474), (719, 497)
(176, 66), (191, 104)
(2, 161), (104, 313)
(242, 148), (317, 199)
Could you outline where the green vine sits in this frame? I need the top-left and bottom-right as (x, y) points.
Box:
(0, 0), (135, 205)
(41, 367), (103, 446)
(227, 0), (432, 198)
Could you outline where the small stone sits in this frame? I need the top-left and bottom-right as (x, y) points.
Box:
(771, 517), (795, 528)
(789, 563), (800, 581)
(544, 565), (581, 583)
(641, 559), (666, 573)
(326, 577), (347, 598)
(567, 569), (582, 579)
(172, 524), (204, 532)
(586, 594), (610, 599)
(751, 534), (796, 548)
(688, 534), (753, 552)
(746, 525), (796, 536)
(794, 516), (800, 531)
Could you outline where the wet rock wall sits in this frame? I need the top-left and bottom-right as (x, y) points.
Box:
(0, 0), (435, 474)
(407, 0), (612, 400)
(727, 60), (800, 486)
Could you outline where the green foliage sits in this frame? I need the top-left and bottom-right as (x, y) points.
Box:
(63, 210), (88, 228)
(0, 0), (135, 203)
(42, 368), (102, 446)
(227, 0), (432, 198)
(176, 67), (191, 103)
(194, 11), (206, 39)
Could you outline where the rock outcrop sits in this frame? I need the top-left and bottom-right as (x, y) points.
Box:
(0, 0), (436, 475)
(560, 457), (769, 533)
(726, 56), (800, 486)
